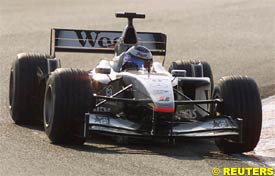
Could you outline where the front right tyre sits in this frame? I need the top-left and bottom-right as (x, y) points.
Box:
(43, 68), (95, 144)
(9, 53), (49, 124)
(168, 60), (214, 93)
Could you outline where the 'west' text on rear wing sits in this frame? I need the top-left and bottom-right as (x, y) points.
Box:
(50, 28), (166, 57)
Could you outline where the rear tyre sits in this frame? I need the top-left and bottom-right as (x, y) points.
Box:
(44, 68), (95, 145)
(168, 60), (214, 92)
(213, 76), (262, 153)
(9, 53), (49, 124)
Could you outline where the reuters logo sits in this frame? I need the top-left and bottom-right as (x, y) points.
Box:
(211, 167), (274, 176)
(212, 168), (220, 176)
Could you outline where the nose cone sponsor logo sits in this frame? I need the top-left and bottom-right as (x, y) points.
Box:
(152, 90), (169, 94)
(158, 96), (170, 102)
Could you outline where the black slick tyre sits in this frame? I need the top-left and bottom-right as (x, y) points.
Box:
(9, 53), (49, 124)
(168, 60), (214, 91)
(213, 76), (262, 153)
(43, 68), (95, 145)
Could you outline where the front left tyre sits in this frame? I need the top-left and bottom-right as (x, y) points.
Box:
(213, 76), (262, 153)
(43, 68), (95, 144)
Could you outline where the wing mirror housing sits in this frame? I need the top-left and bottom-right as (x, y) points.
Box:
(171, 70), (187, 77)
(95, 67), (111, 74)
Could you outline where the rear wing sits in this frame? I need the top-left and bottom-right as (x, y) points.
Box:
(50, 28), (167, 57)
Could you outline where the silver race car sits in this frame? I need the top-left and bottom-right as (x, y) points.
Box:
(9, 12), (262, 153)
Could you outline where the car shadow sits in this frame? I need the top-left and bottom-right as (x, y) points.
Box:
(59, 135), (243, 162)
(16, 122), (267, 164)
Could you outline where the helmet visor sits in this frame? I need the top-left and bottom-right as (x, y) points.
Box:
(123, 53), (147, 70)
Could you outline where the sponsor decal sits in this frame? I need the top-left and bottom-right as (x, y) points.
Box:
(152, 90), (169, 94)
(93, 115), (109, 125)
(94, 106), (111, 112)
(75, 31), (120, 48)
(148, 78), (169, 88)
(211, 119), (229, 128)
(177, 109), (197, 119)
(158, 96), (170, 102)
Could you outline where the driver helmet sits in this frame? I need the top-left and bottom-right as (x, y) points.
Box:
(121, 45), (153, 71)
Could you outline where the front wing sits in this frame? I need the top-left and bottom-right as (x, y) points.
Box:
(84, 113), (242, 140)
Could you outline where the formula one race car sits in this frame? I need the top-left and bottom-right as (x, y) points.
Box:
(9, 12), (262, 153)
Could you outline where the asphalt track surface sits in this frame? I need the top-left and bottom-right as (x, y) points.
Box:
(0, 0), (274, 175)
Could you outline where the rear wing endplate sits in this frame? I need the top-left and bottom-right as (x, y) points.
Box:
(50, 28), (166, 57)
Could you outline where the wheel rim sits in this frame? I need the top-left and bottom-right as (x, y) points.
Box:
(44, 85), (54, 128)
(9, 69), (14, 110)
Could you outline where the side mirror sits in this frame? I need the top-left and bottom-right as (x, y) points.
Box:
(95, 67), (111, 74)
(171, 70), (187, 77)
(191, 63), (203, 77)
(47, 58), (61, 73)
